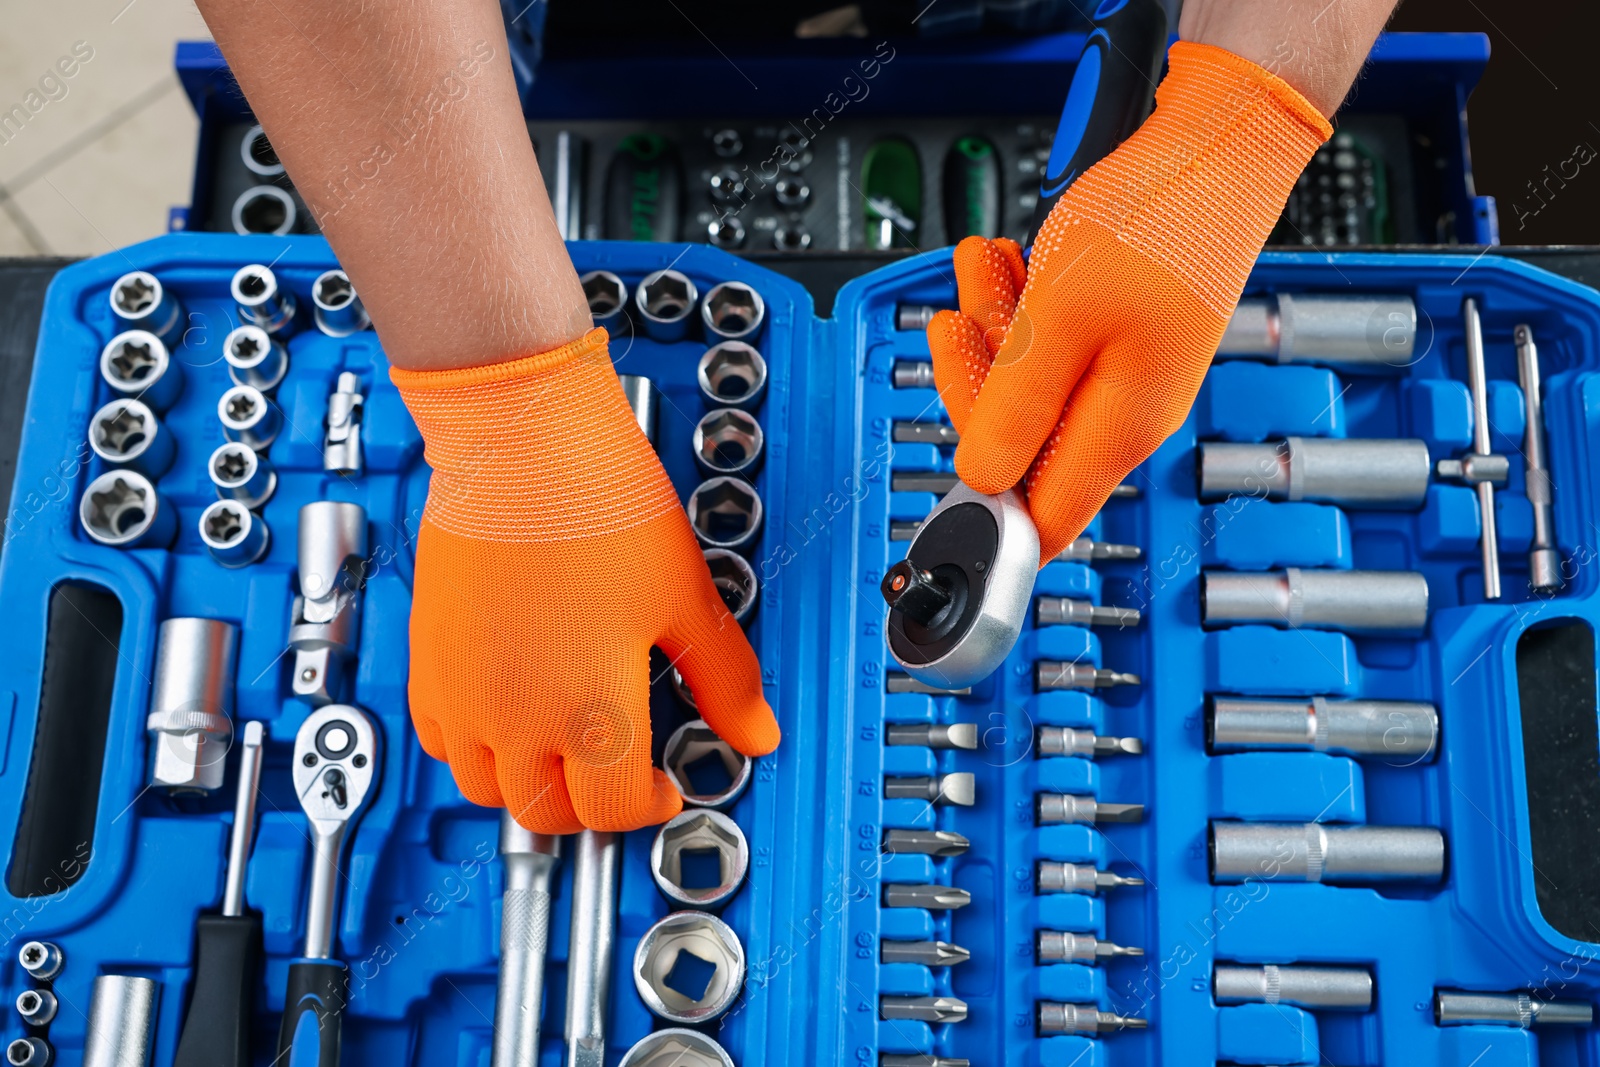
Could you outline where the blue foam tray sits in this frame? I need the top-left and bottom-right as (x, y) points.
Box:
(2, 233), (1599, 1066)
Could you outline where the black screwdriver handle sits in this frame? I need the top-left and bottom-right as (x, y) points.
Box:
(1029, 0), (1168, 241)
(173, 912), (262, 1067)
(277, 960), (350, 1067)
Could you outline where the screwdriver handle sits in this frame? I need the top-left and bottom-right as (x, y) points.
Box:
(172, 912), (262, 1067)
(277, 960), (350, 1067)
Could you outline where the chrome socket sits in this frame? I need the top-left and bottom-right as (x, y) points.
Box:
(772, 226), (811, 252)
(1214, 964), (1373, 1011)
(710, 129), (742, 157)
(650, 809), (749, 909)
(708, 169), (746, 207)
(239, 123), (284, 177)
(1435, 990), (1593, 1029)
(700, 281), (765, 341)
(231, 264), (297, 335)
(1199, 437), (1431, 509)
(310, 269), (369, 336)
(697, 342), (767, 409)
(774, 177), (810, 210)
(5, 1038), (49, 1067)
(82, 976), (158, 1067)
(891, 360), (935, 389)
(288, 501), (368, 705)
(707, 217), (746, 250)
(619, 374), (659, 447)
(1210, 821), (1445, 884)
(663, 719), (752, 810)
(17, 942), (62, 981)
(218, 384), (280, 450)
(693, 408), (763, 477)
(703, 548), (758, 626)
(1217, 293), (1417, 371)
(79, 470), (175, 549)
(324, 371), (365, 474)
(224, 324), (289, 392)
(199, 499), (271, 568)
(1201, 568), (1429, 636)
(1209, 696), (1438, 759)
(619, 1029), (734, 1067)
(146, 617), (238, 792)
(635, 270), (699, 342)
(209, 441), (277, 509)
(14, 990), (56, 1027)
(686, 477), (762, 552)
(231, 185), (297, 236)
(580, 270), (629, 335)
(109, 270), (183, 344)
(100, 330), (182, 412)
(88, 398), (175, 480)
(633, 911), (745, 1024)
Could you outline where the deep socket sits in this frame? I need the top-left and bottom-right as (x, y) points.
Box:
(1036, 862), (1145, 894)
(687, 477), (763, 552)
(1199, 437), (1431, 508)
(324, 371), (365, 474)
(701, 281), (765, 341)
(223, 325), (289, 392)
(1210, 821), (1445, 884)
(884, 773), (975, 806)
(1214, 964), (1373, 1010)
(1202, 568), (1429, 635)
(580, 270), (629, 334)
(1209, 696), (1438, 759)
(1035, 662), (1140, 690)
(231, 185), (297, 236)
(896, 304), (938, 331)
(1037, 931), (1143, 962)
(209, 442), (277, 509)
(693, 408), (763, 476)
(218, 385), (280, 450)
(1216, 293), (1416, 370)
(311, 269), (370, 336)
(1037, 1003), (1146, 1034)
(110, 270), (183, 343)
(885, 722), (977, 749)
(636, 270), (699, 342)
(1516, 324), (1563, 591)
(1036, 795), (1144, 824)
(892, 360), (935, 389)
(703, 548), (758, 626)
(1036, 596), (1141, 629)
(100, 330), (182, 412)
(146, 617), (238, 792)
(199, 500), (270, 568)
(88, 398), (175, 480)
(231, 264), (297, 334)
(697, 342), (767, 409)
(239, 124), (284, 176)
(1036, 727), (1142, 758)
(1435, 990), (1593, 1028)
(79, 470), (175, 549)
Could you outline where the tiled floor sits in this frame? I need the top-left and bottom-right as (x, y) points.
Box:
(0, 0), (210, 257)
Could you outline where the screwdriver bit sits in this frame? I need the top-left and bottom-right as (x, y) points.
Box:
(1108, 483), (1140, 499)
(886, 722), (978, 750)
(1035, 662), (1141, 690)
(881, 1057), (971, 1067)
(1036, 727), (1143, 759)
(1036, 794), (1145, 825)
(887, 673), (971, 697)
(892, 421), (960, 446)
(1055, 537), (1142, 563)
(1036, 861), (1146, 894)
(1037, 931), (1144, 962)
(881, 996), (968, 1024)
(1037, 1002), (1146, 1034)
(891, 471), (959, 495)
(884, 773), (975, 806)
(1035, 596), (1142, 629)
(892, 360), (936, 389)
(881, 940), (970, 967)
(884, 883), (972, 910)
(882, 829), (970, 856)
(896, 304), (940, 331)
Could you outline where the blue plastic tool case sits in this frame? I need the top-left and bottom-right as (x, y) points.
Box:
(3, 231), (1600, 1066)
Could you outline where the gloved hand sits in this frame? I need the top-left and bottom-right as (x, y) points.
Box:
(928, 42), (1332, 562)
(392, 328), (780, 833)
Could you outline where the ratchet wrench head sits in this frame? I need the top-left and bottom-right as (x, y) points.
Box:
(292, 705), (379, 831)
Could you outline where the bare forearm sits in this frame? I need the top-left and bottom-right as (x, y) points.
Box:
(1180, 0), (1399, 117)
(193, 0), (589, 370)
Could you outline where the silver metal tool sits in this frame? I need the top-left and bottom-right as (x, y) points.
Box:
(635, 270), (699, 342)
(311, 271), (370, 337)
(15, 990), (56, 1026)
(1035, 662), (1140, 690)
(703, 549), (759, 626)
(88, 398), (175, 480)
(492, 813), (561, 1067)
(1037, 931), (1143, 962)
(633, 911), (746, 1024)
(892, 421), (959, 446)
(693, 408), (763, 477)
(5, 1038), (48, 1066)
(618, 374), (659, 447)
(701, 281), (765, 341)
(885, 723), (977, 749)
(1209, 696), (1438, 760)
(232, 264), (297, 335)
(1199, 437), (1431, 508)
(883, 884), (971, 910)
(79, 470), (175, 549)
(1036, 727), (1141, 758)
(1036, 795), (1144, 824)
(580, 271), (629, 335)
(708, 217), (746, 251)
(288, 501), (368, 705)
(566, 829), (619, 1067)
(687, 477), (763, 552)
(17, 943), (61, 981)
(101, 330), (182, 412)
(1056, 537), (1141, 563)
(110, 270), (183, 343)
(1437, 298), (1506, 599)
(240, 124), (284, 177)
(772, 226), (810, 252)
(1201, 568), (1429, 636)
(885, 673), (970, 697)
(663, 720), (752, 809)
(618, 1030), (735, 1067)
(1516, 324), (1562, 592)
(884, 773), (975, 806)
(146, 617), (238, 792)
(881, 941), (969, 967)
(200, 500), (271, 568)
(224, 325), (289, 393)
(774, 177), (810, 209)
(232, 185), (297, 236)
(1215, 964), (1373, 1010)
(1216, 293), (1416, 370)
(1210, 821), (1445, 884)
(218, 385), (280, 450)
(209, 442), (277, 509)
(1435, 990), (1593, 1029)
(708, 168), (745, 207)
(82, 975), (159, 1067)
(1037, 1002), (1146, 1034)
(550, 130), (583, 240)
(880, 997), (967, 1024)
(1036, 862), (1145, 894)
(711, 128), (741, 157)
(881, 829), (969, 856)
(224, 721), (265, 916)
(324, 372), (365, 475)
(896, 304), (939, 332)
(891, 471), (960, 494)
(697, 342), (767, 409)
(650, 810), (748, 909)
(892, 360), (936, 389)
(1036, 596), (1140, 629)
(881, 1056), (969, 1067)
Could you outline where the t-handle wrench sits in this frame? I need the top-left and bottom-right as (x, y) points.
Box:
(277, 705), (380, 1067)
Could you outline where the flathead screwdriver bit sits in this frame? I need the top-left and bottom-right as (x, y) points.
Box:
(884, 883), (971, 910)
(1038, 1002), (1146, 1034)
(884, 773), (975, 806)
(882, 829), (970, 856)
(1036, 861), (1146, 894)
(881, 940), (970, 967)
(1037, 727), (1143, 759)
(1036, 794), (1144, 825)
(881, 1057), (971, 1067)
(1037, 931), (1144, 962)
(886, 722), (978, 750)
(1036, 596), (1142, 629)
(1036, 662), (1141, 690)
(1055, 537), (1142, 563)
(881, 996), (968, 1024)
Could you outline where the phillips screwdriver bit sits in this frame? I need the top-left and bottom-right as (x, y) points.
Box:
(1036, 795), (1145, 825)
(881, 940), (970, 967)
(1056, 537), (1142, 563)
(881, 1057), (971, 1067)
(884, 773), (975, 806)
(892, 421), (960, 446)
(887, 673), (972, 697)
(886, 722), (978, 750)
(1036, 662), (1141, 690)
(880, 996), (969, 1024)
(1037, 1002), (1146, 1034)
(1035, 596), (1142, 629)
(882, 829), (970, 856)
(884, 884), (972, 910)
(1036, 727), (1142, 759)
(1037, 931), (1144, 962)
(1035, 862), (1146, 894)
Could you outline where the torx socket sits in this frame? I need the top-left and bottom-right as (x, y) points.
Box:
(223, 324), (289, 392)
(650, 809), (748, 910)
(79, 470), (176, 549)
(884, 773), (975, 806)
(581, 270), (629, 335)
(1036, 728), (1142, 758)
(231, 185), (297, 236)
(324, 371), (365, 474)
(618, 1030), (735, 1067)
(1216, 293), (1416, 370)
(311, 269), (370, 336)
(1037, 931), (1143, 962)
(218, 385), (280, 450)
(5, 1038), (49, 1067)
(147, 617), (238, 793)
(1035, 662), (1140, 690)
(1199, 437), (1431, 508)
(896, 304), (939, 331)
(1036, 861), (1145, 894)
(687, 477), (763, 552)
(1516, 324), (1563, 592)
(1056, 537), (1142, 563)
(881, 829), (970, 856)
(1037, 1003), (1146, 1034)
(82, 975), (158, 1067)
(881, 940), (969, 967)
(199, 499), (271, 568)
(883, 883), (971, 910)
(885, 722), (977, 749)
(1210, 821), (1445, 884)
(1209, 696), (1438, 759)
(88, 398), (175, 480)
(1215, 964), (1373, 1010)
(703, 548), (759, 626)
(701, 281), (765, 341)
(17, 942), (61, 981)
(231, 264), (297, 335)
(885, 673), (970, 696)
(1036, 596), (1141, 629)
(109, 270), (183, 343)
(1036, 795), (1144, 825)
(209, 441), (277, 509)
(15, 989), (56, 1026)
(1435, 990), (1593, 1029)
(892, 421), (959, 446)
(693, 408), (763, 477)
(1201, 568), (1429, 636)
(697, 342), (767, 409)
(636, 269), (699, 342)
(880, 996), (967, 1024)
(633, 911), (745, 1024)
(892, 360), (935, 389)
(100, 330), (182, 412)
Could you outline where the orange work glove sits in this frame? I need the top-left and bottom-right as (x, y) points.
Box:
(391, 328), (780, 833)
(928, 42), (1332, 562)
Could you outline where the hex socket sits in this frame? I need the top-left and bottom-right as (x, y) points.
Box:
(697, 341), (768, 409)
(1217, 293), (1417, 370)
(618, 1030), (735, 1067)
(693, 408), (763, 477)
(650, 809), (749, 909)
(231, 185), (297, 236)
(232, 264), (297, 335)
(1209, 696), (1438, 759)
(1435, 990), (1594, 1028)
(581, 270), (629, 335)
(1210, 821), (1445, 884)
(633, 911), (746, 1024)
(1199, 437), (1431, 509)
(200, 499), (271, 568)
(79, 470), (175, 549)
(218, 384), (280, 450)
(1214, 964), (1373, 1010)
(110, 270), (182, 343)
(88, 398), (175, 480)
(311, 269), (370, 336)
(209, 442), (277, 509)
(701, 281), (765, 341)
(663, 719), (752, 809)
(100, 330), (182, 412)
(15, 989), (56, 1026)
(224, 324), (289, 392)
(703, 548), (758, 626)
(687, 476), (763, 552)
(635, 269), (699, 342)
(1201, 568), (1428, 636)
(5, 1038), (48, 1066)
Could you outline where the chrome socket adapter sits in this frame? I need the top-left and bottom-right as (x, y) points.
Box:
(635, 270), (699, 342)
(199, 499), (271, 568)
(100, 330), (182, 412)
(218, 385), (280, 450)
(146, 617), (238, 792)
(109, 270), (183, 344)
(633, 911), (745, 1024)
(79, 470), (175, 549)
(581, 270), (629, 335)
(88, 398), (175, 480)
(702, 548), (758, 626)
(662, 719), (751, 810)
(1201, 568), (1429, 636)
(1214, 964), (1373, 1010)
(700, 282), (765, 341)
(650, 809), (749, 909)
(288, 501), (368, 705)
(231, 185), (297, 236)
(686, 477), (762, 552)
(223, 325), (289, 392)
(324, 372), (365, 475)
(209, 442), (277, 509)
(1199, 437), (1431, 509)
(697, 342), (767, 409)
(232, 264), (297, 335)
(1210, 821), (1445, 884)
(692, 408), (763, 477)
(1216, 293), (1416, 371)
(1209, 696), (1438, 760)
(311, 270), (370, 336)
